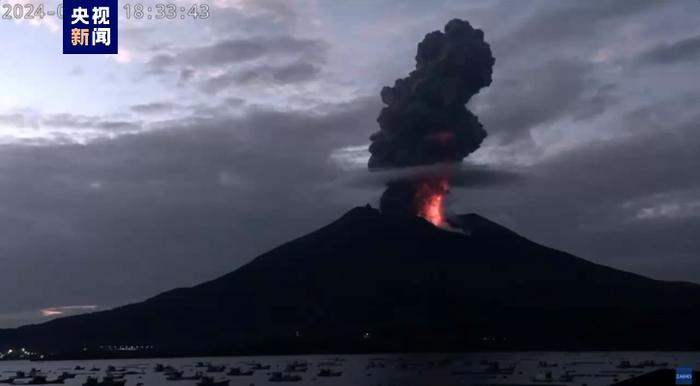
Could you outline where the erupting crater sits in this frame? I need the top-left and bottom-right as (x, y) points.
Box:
(379, 176), (450, 227)
(415, 178), (449, 226)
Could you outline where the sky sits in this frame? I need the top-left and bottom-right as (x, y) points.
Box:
(0, 0), (699, 327)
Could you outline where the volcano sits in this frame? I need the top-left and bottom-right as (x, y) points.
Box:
(2, 206), (700, 357)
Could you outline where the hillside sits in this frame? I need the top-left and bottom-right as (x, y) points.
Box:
(2, 206), (699, 357)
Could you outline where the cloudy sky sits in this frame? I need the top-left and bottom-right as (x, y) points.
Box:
(0, 0), (699, 327)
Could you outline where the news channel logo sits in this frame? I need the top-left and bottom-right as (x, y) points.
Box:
(63, 0), (118, 54)
(676, 367), (693, 385)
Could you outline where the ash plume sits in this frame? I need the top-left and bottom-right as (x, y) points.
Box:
(368, 18), (495, 169)
(368, 19), (495, 222)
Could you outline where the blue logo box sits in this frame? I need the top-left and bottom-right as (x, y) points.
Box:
(676, 367), (693, 385)
(63, 0), (118, 54)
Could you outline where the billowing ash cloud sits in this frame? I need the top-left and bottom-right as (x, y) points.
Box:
(367, 19), (495, 222)
(368, 19), (495, 169)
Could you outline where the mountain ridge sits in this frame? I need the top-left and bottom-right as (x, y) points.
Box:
(2, 206), (699, 357)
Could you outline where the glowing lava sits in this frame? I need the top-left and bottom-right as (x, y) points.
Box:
(378, 176), (451, 226)
(415, 178), (449, 226)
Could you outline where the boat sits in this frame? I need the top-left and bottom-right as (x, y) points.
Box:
(317, 369), (342, 377)
(163, 366), (178, 375)
(82, 377), (126, 386)
(533, 371), (553, 382)
(559, 373), (575, 382)
(249, 363), (270, 370)
(226, 368), (253, 376)
(204, 366), (224, 373)
(82, 377), (98, 386)
(58, 373), (76, 380)
(268, 372), (302, 382)
(317, 361), (341, 367)
(24, 376), (64, 385)
(284, 362), (307, 373)
(165, 371), (183, 380)
(166, 371), (202, 381)
(100, 377), (126, 386)
(484, 362), (515, 375)
(617, 360), (668, 369)
(195, 377), (228, 386)
(366, 362), (385, 369)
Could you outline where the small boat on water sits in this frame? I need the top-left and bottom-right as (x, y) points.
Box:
(533, 371), (553, 382)
(166, 371), (202, 381)
(248, 363), (270, 370)
(102, 377), (126, 386)
(226, 368), (253, 376)
(82, 376), (126, 386)
(268, 372), (302, 382)
(22, 376), (64, 385)
(195, 377), (228, 386)
(163, 366), (178, 375)
(82, 377), (98, 386)
(617, 360), (668, 369)
(317, 369), (342, 377)
(317, 361), (341, 367)
(284, 362), (307, 373)
(165, 371), (183, 380)
(366, 361), (385, 369)
(204, 366), (225, 373)
(58, 373), (76, 380)
(559, 373), (575, 382)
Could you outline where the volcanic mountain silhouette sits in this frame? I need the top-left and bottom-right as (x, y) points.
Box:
(2, 206), (700, 357)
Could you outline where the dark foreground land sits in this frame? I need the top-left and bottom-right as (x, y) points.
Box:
(1, 207), (700, 358)
(612, 369), (699, 385)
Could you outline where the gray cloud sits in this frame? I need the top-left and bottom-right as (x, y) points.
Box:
(493, 0), (664, 61)
(0, 113), (33, 128)
(146, 35), (328, 94)
(455, 110), (700, 282)
(201, 61), (321, 93)
(634, 34), (700, 66)
(471, 59), (616, 143)
(242, 61), (321, 84)
(0, 97), (378, 327)
(131, 102), (178, 115)
(342, 162), (524, 190)
(148, 36), (327, 72)
(1, 113), (142, 132)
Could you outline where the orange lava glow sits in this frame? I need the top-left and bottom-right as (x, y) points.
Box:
(415, 178), (449, 226)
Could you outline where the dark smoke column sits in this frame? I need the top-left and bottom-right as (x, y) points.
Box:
(368, 19), (495, 223)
